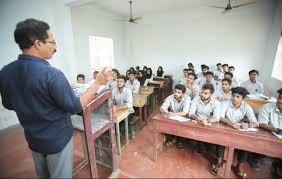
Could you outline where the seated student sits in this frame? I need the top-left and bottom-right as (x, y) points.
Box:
(112, 75), (134, 114)
(210, 87), (258, 178)
(222, 64), (229, 73)
(257, 88), (282, 175)
(223, 71), (239, 88)
(198, 71), (217, 90)
(160, 84), (191, 148)
(214, 63), (224, 81)
(228, 66), (240, 87)
(214, 78), (232, 104)
(197, 65), (209, 79)
(135, 66), (140, 72)
(86, 70), (99, 88)
(189, 83), (220, 125)
(185, 73), (200, 99)
(179, 68), (189, 85)
(156, 66), (164, 77)
(125, 71), (140, 94)
(137, 70), (147, 86)
(241, 69), (263, 94)
(188, 62), (197, 74)
(144, 68), (154, 86)
(76, 74), (85, 84)
(107, 68), (119, 89)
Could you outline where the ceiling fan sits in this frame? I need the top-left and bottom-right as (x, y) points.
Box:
(210, 0), (256, 13)
(119, 1), (142, 24)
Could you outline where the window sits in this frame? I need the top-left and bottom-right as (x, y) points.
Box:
(88, 36), (114, 71)
(272, 34), (282, 81)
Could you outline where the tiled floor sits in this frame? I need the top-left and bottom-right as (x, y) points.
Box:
(0, 111), (276, 178)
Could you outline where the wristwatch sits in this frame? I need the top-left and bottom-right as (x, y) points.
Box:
(275, 128), (281, 134)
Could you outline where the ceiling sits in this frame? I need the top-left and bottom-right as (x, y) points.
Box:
(66, 0), (257, 17)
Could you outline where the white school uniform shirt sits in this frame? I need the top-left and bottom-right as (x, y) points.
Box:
(161, 94), (191, 113)
(125, 79), (140, 94)
(258, 103), (282, 129)
(231, 76), (240, 87)
(220, 101), (258, 124)
(214, 69), (224, 80)
(179, 76), (187, 85)
(241, 80), (264, 94)
(185, 83), (200, 99)
(214, 89), (232, 104)
(107, 79), (117, 89)
(112, 87), (134, 114)
(189, 96), (221, 121)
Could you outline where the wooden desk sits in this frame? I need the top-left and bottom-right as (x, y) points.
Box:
(153, 113), (282, 178)
(140, 86), (155, 115)
(113, 109), (129, 155)
(133, 94), (148, 129)
(148, 81), (165, 105)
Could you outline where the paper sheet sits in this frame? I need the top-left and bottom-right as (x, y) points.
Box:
(272, 132), (282, 139)
(166, 114), (190, 122)
(238, 128), (258, 132)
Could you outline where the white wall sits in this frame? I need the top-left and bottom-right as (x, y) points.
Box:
(0, 0), (78, 130)
(70, 3), (127, 81)
(260, 0), (282, 97)
(123, 0), (278, 86)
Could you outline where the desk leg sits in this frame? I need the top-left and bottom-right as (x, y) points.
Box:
(115, 123), (121, 155)
(144, 104), (148, 126)
(224, 146), (234, 179)
(125, 117), (129, 145)
(139, 107), (143, 129)
(153, 121), (158, 163)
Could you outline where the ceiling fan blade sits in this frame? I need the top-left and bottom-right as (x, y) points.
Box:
(129, 1), (133, 19)
(232, 1), (256, 9)
(132, 17), (142, 21)
(209, 5), (226, 9)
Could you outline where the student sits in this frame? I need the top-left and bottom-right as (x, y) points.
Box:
(214, 78), (232, 104)
(224, 71), (239, 88)
(125, 71), (140, 94)
(137, 70), (147, 86)
(214, 63), (224, 81)
(228, 66), (240, 87)
(179, 68), (189, 85)
(185, 73), (200, 99)
(143, 66), (148, 74)
(112, 75), (134, 114)
(257, 88), (282, 175)
(107, 68), (120, 89)
(144, 68), (154, 86)
(93, 70), (99, 80)
(198, 71), (217, 90)
(86, 70), (99, 87)
(76, 74), (85, 84)
(189, 83), (220, 126)
(210, 87), (258, 178)
(222, 64), (229, 73)
(160, 84), (191, 148)
(156, 66), (164, 77)
(135, 66), (140, 72)
(188, 62), (197, 74)
(241, 69), (263, 94)
(197, 65), (209, 78)
(187, 68), (195, 75)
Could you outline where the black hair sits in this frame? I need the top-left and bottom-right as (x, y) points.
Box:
(183, 68), (188, 71)
(248, 69), (259, 76)
(76, 74), (85, 80)
(188, 63), (194, 67)
(231, 87), (249, 98)
(136, 66), (140, 70)
(216, 63), (222, 66)
(143, 66), (148, 71)
(222, 64), (229, 67)
(202, 83), (215, 94)
(187, 69), (195, 73)
(206, 71), (214, 77)
(175, 84), (186, 93)
(228, 66), (235, 70)
(14, 18), (50, 50)
(157, 66), (163, 72)
(117, 75), (127, 82)
(188, 73), (197, 80)
(128, 71), (136, 75)
(201, 65), (209, 70)
(277, 88), (282, 95)
(222, 78), (232, 85)
(112, 68), (120, 76)
(224, 71), (233, 78)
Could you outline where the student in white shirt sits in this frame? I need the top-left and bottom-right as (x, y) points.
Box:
(179, 68), (189, 85)
(112, 75), (134, 114)
(228, 66), (240, 87)
(214, 63), (224, 81)
(222, 64), (229, 73)
(223, 71), (239, 88)
(197, 64), (209, 78)
(125, 71), (140, 94)
(76, 74), (85, 84)
(210, 87), (258, 178)
(107, 68), (119, 89)
(241, 69), (264, 94)
(214, 78), (232, 104)
(185, 73), (200, 99)
(161, 84), (191, 148)
(198, 71), (217, 90)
